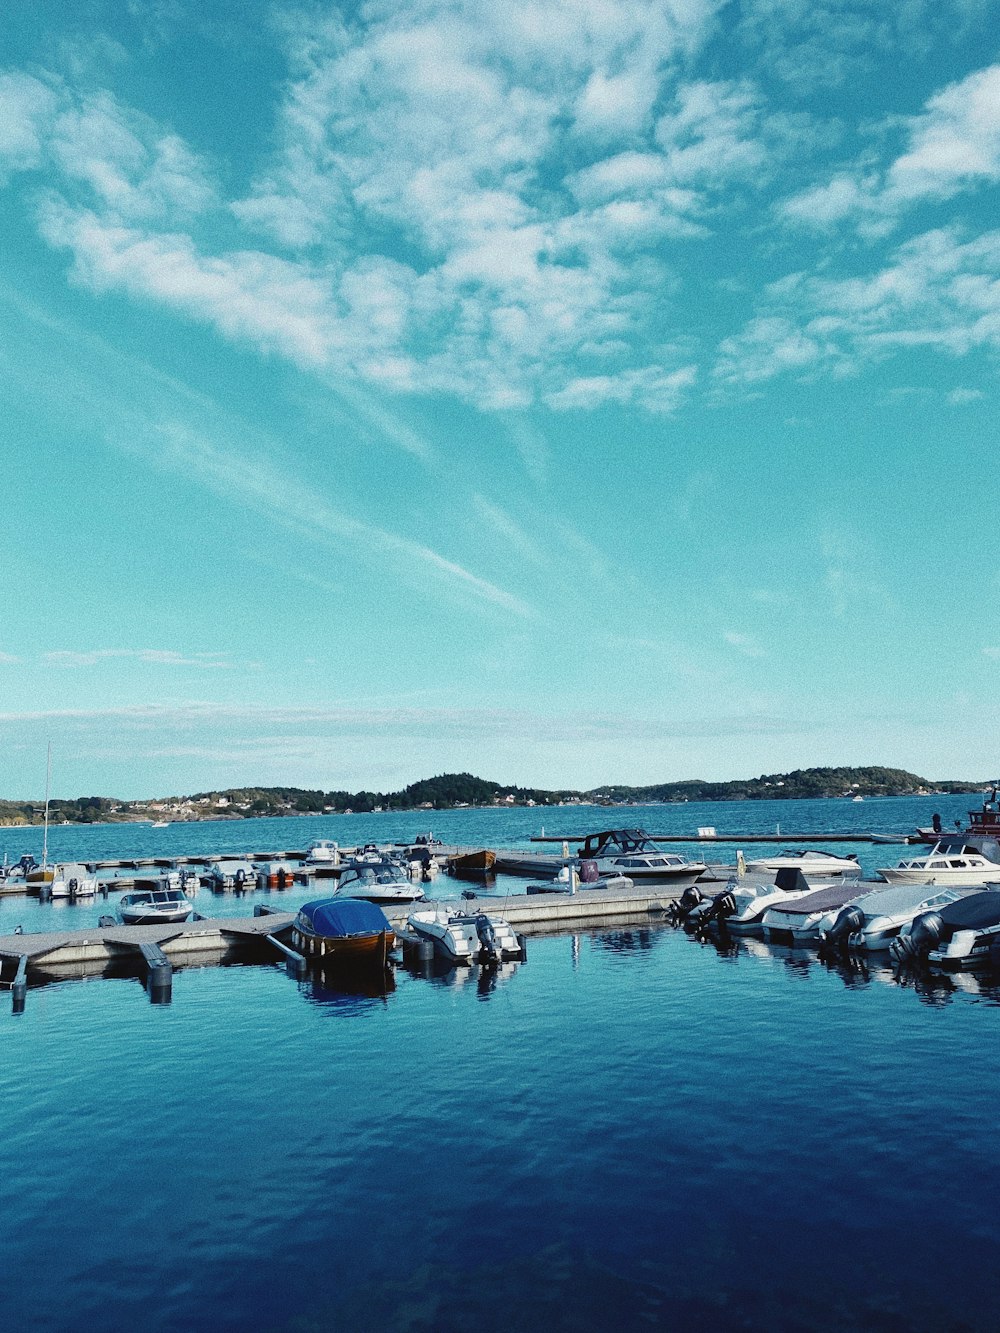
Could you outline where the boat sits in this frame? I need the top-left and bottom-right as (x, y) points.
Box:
(407, 907), (523, 965)
(916, 786), (1000, 843)
(342, 843), (385, 869)
(818, 882), (975, 952)
(150, 820), (170, 828)
(303, 839), (340, 870)
(203, 859), (255, 890)
(743, 849), (861, 877)
(876, 842), (1000, 887)
(760, 881), (868, 943)
(119, 883), (194, 924)
(337, 864), (426, 903)
(526, 865), (634, 894)
(574, 830), (707, 885)
(291, 896), (394, 962)
(254, 860), (296, 888)
(49, 863), (99, 899)
(446, 848), (496, 878)
(684, 868), (823, 932)
(890, 890), (1000, 969)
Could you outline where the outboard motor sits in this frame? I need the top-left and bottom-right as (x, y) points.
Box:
(822, 904), (865, 950)
(688, 888), (737, 933)
(474, 913), (501, 966)
(891, 910), (944, 964)
(669, 884), (706, 926)
(235, 867), (247, 893)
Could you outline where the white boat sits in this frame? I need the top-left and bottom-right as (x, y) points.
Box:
(744, 849), (861, 877)
(337, 864), (425, 903)
(49, 862), (99, 898)
(818, 882), (974, 952)
(575, 830), (707, 885)
(151, 820), (170, 828)
(407, 907), (522, 965)
(689, 870), (822, 932)
(119, 883), (194, 924)
(304, 839), (340, 868)
(876, 843), (1000, 887)
(342, 844), (384, 869)
(203, 859), (255, 890)
(890, 890), (1000, 969)
(761, 882), (867, 942)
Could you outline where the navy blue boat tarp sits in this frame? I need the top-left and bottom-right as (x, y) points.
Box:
(938, 892), (1000, 931)
(298, 897), (390, 937)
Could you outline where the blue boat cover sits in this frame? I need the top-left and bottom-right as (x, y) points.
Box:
(298, 896), (390, 937)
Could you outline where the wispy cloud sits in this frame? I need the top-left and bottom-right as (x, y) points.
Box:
(43, 649), (249, 669)
(723, 631), (766, 658)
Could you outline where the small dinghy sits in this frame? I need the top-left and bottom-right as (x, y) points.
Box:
(407, 907), (523, 965)
(291, 897), (394, 963)
(446, 848), (497, 878)
(119, 884), (194, 924)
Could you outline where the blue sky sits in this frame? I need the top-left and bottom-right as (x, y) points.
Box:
(1, 0), (998, 798)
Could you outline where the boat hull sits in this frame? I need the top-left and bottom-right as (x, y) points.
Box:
(119, 907), (193, 925)
(291, 926), (395, 960)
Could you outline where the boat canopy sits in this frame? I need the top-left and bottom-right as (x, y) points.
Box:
(579, 829), (656, 857)
(935, 892), (1000, 931)
(297, 897), (390, 937)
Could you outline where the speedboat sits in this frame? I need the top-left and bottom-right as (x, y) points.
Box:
(304, 839), (340, 869)
(49, 863), (99, 898)
(890, 890), (1000, 969)
(761, 882), (866, 943)
(291, 897), (394, 962)
(343, 843), (385, 869)
(876, 842), (1000, 887)
(204, 859), (255, 890)
(407, 907), (523, 965)
(119, 884), (194, 924)
(337, 864), (425, 903)
(818, 882), (973, 952)
(744, 849), (861, 877)
(686, 868), (822, 932)
(575, 829), (707, 885)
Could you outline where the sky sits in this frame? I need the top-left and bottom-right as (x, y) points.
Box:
(1, 0), (999, 799)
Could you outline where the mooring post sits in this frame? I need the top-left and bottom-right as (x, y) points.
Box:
(11, 954), (27, 1014)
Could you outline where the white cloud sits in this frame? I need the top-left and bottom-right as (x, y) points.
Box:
(948, 386), (984, 404)
(43, 649), (249, 668)
(782, 63), (1000, 233)
(723, 630), (766, 658)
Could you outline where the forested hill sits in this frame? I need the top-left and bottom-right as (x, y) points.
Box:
(0, 766), (982, 824)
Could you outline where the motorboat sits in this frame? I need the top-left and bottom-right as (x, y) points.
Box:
(291, 897), (394, 962)
(761, 881), (866, 943)
(743, 849), (861, 877)
(876, 842), (1000, 887)
(818, 882), (974, 952)
(890, 890), (1000, 969)
(337, 864), (426, 903)
(575, 830), (707, 886)
(303, 839), (340, 870)
(49, 863), (99, 898)
(119, 884), (194, 924)
(407, 907), (523, 965)
(254, 860), (296, 888)
(915, 785), (1000, 843)
(203, 859), (255, 890)
(343, 843), (385, 869)
(526, 865), (634, 894)
(684, 868), (821, 932)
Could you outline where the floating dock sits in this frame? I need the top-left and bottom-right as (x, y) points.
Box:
(0, 883), (682, 1008)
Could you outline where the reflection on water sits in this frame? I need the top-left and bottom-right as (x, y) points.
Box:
(589, 926), (662, 954)
(299, 963), (397, 1011)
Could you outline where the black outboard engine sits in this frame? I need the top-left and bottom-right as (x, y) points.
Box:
(891, 910), (944, 964)
(474, 913), (501, 966)
(235, 867), (247, 892)
(822, 904), (865, 950)
(668, 884), (705, 925)
(688, 888), (737, 933)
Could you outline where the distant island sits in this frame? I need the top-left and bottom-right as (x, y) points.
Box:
(0, 766), (984, 826)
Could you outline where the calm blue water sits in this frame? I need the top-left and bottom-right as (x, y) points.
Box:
(2, 797), (998, 1331)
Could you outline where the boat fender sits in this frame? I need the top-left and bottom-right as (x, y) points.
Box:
(823, 905), (865, 948)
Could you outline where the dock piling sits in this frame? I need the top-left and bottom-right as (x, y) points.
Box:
(11, 954), (27, 1013)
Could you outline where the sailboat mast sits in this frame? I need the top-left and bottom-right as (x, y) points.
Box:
(42, 741), (51, 870)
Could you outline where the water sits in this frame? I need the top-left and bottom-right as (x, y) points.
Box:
(2, 797), (998, 1331)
